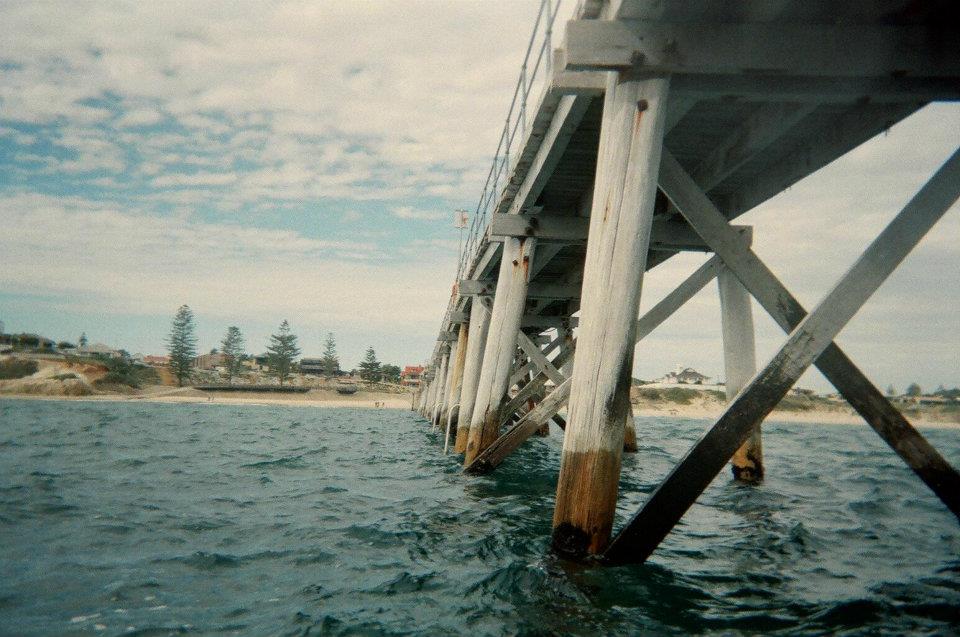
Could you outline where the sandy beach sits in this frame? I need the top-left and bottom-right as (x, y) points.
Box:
(4, 386), (957, 430)
(2, 386), (414, 410)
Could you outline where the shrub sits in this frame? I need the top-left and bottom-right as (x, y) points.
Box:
(0, 359), (39, 380)
(93, 358), (159, 389)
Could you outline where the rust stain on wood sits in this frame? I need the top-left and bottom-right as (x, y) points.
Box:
(552, 448), (623, 558)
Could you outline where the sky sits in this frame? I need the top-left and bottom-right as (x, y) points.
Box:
(0, 1), (957, 390)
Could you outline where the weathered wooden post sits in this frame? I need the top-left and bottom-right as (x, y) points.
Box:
(623, 403), (638, 452)
(552, 73), (669, 558)
(439, 334), (461, 429)
(417, 373), (431, 417)
(464, 236), (537, 465)
(431, 351), (449, 429)
(455, 298), (492, 453)
(718, 267), (760, 480)
(531, 368), (550, 437)
(443, 324), (470, 453)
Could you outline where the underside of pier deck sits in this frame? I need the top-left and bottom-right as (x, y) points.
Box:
(419, 0), (960, 568)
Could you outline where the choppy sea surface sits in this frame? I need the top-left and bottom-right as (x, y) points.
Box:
(1, 398), (958, 636)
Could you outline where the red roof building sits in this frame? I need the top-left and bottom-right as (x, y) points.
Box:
(400, 365), (424, 386)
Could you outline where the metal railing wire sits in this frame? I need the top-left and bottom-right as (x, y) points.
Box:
(455, 0), (562, 282)
(429, 0), (562, 368)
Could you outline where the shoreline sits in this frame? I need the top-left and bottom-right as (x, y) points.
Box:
(0, 388), (413, 410)
(3, 391), (957, 429)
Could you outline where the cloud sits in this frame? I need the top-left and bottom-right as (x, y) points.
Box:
(391, 206), (446, 221)
(0, 193), (452, 333)
(152, 172), (237, 187)
(115, 107), (164, 127)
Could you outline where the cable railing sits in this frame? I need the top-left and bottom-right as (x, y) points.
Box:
(455, 0), (562, 282)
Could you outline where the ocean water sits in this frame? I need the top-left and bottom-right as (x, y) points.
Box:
(1, 399), (958, 636)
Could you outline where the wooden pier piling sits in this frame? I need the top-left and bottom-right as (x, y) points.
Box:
(464, 237), (537, 465)
(717, 268), (761, 481)
(454, 298), (492, 453)
(551, 73), (669, 558)
(443, 324), (469, 453)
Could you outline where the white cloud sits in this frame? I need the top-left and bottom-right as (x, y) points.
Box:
(0, 193), (452, 335)
(152, 172), (237, 187)
(115, 107), (164, 127)
(391, 206), (445, 221)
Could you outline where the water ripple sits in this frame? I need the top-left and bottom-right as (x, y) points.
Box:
(0, 399), (958, 636)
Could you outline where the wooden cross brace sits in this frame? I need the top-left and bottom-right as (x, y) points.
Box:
(603, 148), (960, 565)
(464, 255), (725, 475)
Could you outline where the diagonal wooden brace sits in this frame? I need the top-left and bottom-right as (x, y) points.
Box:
(517, 331), (566, 385)
(464, 256), (724, 475)
(659, 148), (960, 520)
(604, 148), (960, 565)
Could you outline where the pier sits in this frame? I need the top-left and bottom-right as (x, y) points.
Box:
(415, 0), (960, 564)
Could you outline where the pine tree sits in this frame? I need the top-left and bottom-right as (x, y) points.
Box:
(320, 332), (340, 377)
(79, 332), (88, 348)
(267, 320), (301, 386)
(166, 305), (197, 387)
(220, 326), (245, 385)
(358, 346), (382, 381)
(381, 363), (401, 384)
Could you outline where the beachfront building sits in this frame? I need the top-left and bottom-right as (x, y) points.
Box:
(194, 352), (227, 370)
(400, 365), (424, 387)
(299, 358), (324, 375)
(77, 342), (121, 359)
(657, 366), (711, 385)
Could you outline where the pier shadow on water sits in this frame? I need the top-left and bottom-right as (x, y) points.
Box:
(1, 399), (958, 635)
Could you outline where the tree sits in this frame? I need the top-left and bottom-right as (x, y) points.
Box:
(79, 332), (88, 348)
(320, 332), (340, 377)
(220, 326), (245, 385)
(886, 384), (897, 397)
(266, 320), (301, 386)
(381, 363), (401, 384)
(358, 347), (382, 381)
(906, 383), (922, 397)
(166, 305), (198, 387)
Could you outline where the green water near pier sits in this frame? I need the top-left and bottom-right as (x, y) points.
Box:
(1, 399), (958, 635)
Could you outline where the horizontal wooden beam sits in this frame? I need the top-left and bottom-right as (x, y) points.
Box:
(564, 20), (960, 78)
(447, 310), (468, 323)
(551, 49), (606, 96)
(520, 314), (578, 329)
(490, 212), (750, 252)
(436, 331), (457, 342)
(489, 212), (590, 243)
(459, 279), (582, 300)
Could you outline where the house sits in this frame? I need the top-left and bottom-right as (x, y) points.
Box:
(143, 355), (170, 367)
(400, 365), (425, 387)
(658, 366), (710, 385)
(78, 342), (122, 358)
(243, 354), (271, 371)
(299, 358), (324, 375)
(194, 352), (227, 370)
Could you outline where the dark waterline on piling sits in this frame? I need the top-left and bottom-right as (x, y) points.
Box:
(1, 399), (958, 635)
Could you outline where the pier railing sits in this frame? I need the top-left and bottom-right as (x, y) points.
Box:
(456, 0), (562, 281)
